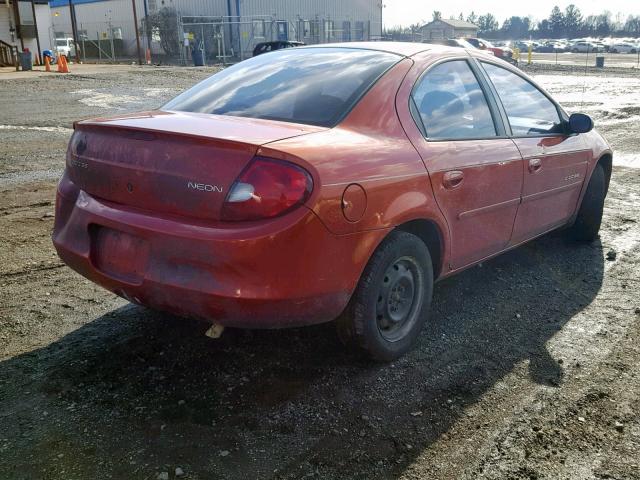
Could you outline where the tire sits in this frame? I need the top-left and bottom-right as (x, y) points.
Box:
(568, 164), (606, 242)
(336, 230), (433, 362)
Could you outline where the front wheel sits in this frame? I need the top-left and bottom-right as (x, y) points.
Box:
(568, 164), (606, 241)
(336, 231), (433, 362)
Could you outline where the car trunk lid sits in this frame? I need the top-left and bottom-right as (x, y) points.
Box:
(67, 110), (323, 221)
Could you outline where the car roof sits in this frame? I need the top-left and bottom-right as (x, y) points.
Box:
(303, 41), (460, 58)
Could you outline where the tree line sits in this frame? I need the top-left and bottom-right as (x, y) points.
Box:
(387, 5), (640, 40)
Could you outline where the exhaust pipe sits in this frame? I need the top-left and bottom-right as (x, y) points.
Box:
(205, 323), (225, 339)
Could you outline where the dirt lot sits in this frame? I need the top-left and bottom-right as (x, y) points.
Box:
(1, 63), (639, 480)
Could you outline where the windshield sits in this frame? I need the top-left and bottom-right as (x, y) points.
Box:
(163, 47), (400, 127)
(56, 40), (68, 46)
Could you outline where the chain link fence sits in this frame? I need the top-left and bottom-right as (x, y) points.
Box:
(49, 8), (372, 65)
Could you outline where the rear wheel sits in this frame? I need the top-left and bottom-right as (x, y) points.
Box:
(336, 231), (433, 362)
(568, 163), (606, 242)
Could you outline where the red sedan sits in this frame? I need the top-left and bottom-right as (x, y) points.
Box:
(53, 42), (611, 360)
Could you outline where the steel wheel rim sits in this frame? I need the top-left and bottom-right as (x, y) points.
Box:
(375, 256), (423, 342)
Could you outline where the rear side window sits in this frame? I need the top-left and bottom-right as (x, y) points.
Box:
(411, 60), (497, 139)
(482, 63), (563, 136)
(163, 48), (400, 127)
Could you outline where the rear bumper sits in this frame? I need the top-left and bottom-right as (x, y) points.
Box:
(53, 172), (387, 328)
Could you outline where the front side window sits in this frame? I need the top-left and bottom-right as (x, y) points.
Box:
(163, 48), (400, 127)
(482, 63), (563, 136)
(411, 60), (497, 140)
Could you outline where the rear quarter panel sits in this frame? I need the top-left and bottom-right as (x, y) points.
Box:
(262, 56), (450, 270)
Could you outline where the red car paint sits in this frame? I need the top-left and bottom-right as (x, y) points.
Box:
(53, 42), (611, 328)
(464, 38), (516, 64)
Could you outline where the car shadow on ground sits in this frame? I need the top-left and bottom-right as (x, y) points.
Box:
(0, 232), (604, 479)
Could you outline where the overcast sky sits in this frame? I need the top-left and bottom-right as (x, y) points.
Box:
(382, 0), (638, 27)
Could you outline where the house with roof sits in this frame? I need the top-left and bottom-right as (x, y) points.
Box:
(419, 18), (478, 40)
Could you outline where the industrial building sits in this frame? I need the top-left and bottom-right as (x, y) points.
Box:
(419, 18), (478, 41)
(48, 0), (383, 62)
(1, 0), (52, 66)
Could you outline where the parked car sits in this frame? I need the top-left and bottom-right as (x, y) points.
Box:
(422, 38), (477, 49)
(533, 42), (555, 53)
(533, 41), (566, 53)
(53, 43), (611, 361)
(464, 37), (517, 64)
(253, 40), (305, 56)
(571, 41), (603, 53)
(610, 42), (638, 54)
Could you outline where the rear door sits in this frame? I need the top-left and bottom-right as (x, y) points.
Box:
(407, 59), (523, 269)
(478, 61), (589, 244)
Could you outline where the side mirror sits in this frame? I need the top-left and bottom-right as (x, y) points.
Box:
(568, 113), (594, 134)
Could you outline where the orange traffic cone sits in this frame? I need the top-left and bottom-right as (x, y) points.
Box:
(58, 55), (70, 73)
(45, 55), (51, 72)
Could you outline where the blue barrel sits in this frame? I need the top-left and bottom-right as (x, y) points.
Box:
(595, 56), (605, 68)
(192, 48), (205, 66)
(20, 51), (33, 71)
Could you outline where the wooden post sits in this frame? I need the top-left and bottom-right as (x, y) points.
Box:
(30, 0), (42, 65)
(131, 0), (143, 65)
(12, 0), (25, 51)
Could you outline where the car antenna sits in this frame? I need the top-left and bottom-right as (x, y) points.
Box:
(580, 47), (590, 109)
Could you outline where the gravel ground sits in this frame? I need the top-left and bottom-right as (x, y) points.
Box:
(0, 64), (639, 480)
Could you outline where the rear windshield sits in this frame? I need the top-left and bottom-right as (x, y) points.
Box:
(162, 47), (400, 127)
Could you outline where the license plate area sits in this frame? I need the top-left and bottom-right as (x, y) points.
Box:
(90, 225), (149, 284)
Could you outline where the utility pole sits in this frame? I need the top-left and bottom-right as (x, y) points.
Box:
(68, 0), (80, 63)
(131, 0), (143, 64)
(142, 0), (151, 53)
(12, 0), (25, 51)
(30, 0), (42, 64)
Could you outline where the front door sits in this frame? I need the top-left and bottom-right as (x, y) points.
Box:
(480, 62), (590, 244)
(408, 59), (523, 269)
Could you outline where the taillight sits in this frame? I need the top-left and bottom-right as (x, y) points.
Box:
(221, 157), (313, 221)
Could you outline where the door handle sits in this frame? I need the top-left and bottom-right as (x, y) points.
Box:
(528, 158), (542, 173)
(443, 170), (464, 189)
